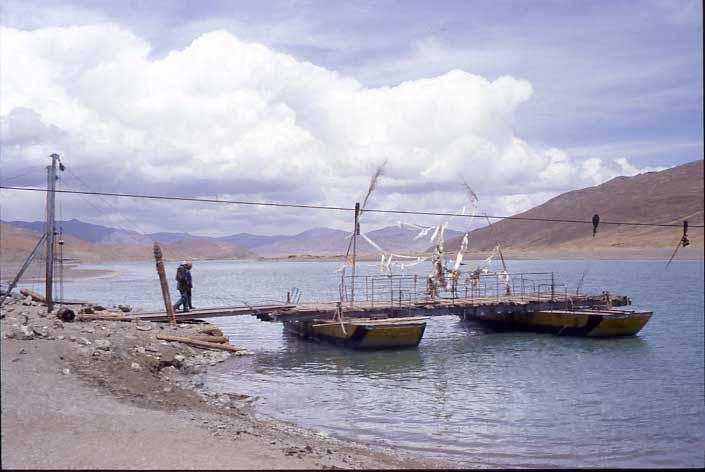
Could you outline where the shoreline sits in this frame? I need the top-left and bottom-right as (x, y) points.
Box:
(1, 296), (454, 469)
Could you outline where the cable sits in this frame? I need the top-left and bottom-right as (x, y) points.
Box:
(1, 185), (702, 229)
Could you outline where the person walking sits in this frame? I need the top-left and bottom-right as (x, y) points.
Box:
(185, 262), (194, 309)
(173, 262), (190, 312)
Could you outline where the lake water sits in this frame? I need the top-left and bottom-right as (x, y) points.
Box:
(54, 258), (704, 468)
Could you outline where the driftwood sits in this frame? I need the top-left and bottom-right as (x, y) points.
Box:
(197, 326), (224, 336)
(156, 333), (243, 352)
(186, 335), (229, 344)
(20, 288), (45, 303)
(77, 313), (129, 322)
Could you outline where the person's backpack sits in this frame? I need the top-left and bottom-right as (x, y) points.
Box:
(175, 266), (185, 283)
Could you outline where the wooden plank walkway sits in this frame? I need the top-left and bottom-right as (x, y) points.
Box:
(128, 304), (296, 322)
(125, 292), (629, 324)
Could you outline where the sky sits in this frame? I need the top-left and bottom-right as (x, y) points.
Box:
(0, 0), (702, 236)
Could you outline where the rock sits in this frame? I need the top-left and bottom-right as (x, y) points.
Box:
(77, 347), (93, 357)
(31, 326), (49, 337)
(130, 362), (142, 371)
(14, 324), (35, 340)
(57, 335), (65, 340)
(53, 320), (64, 329)
(134, 346), (146, 354)
(79, 307), (94, 315)
(144, 344), (159, 353)
(56, 308), (75, 322)
(81, 327), (95, 334)
(136, 325), (152, 331)
(62, 368), (70, 375)
(94, 339), (111, 351)
(93, 305), (106, 311)
(78, 337), (92, 346)
(117, 304), (132, 313)
(22, 296), (32, 306)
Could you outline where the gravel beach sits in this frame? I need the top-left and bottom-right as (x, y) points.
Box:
(1, 295), (453, 469)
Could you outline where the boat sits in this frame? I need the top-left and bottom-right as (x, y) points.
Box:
(284, 316), (429, 349)
(479, 307), (652, 337)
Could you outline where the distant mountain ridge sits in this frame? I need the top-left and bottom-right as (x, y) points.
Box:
(2, 218), (464, 258)
(444, 160), (704, 252)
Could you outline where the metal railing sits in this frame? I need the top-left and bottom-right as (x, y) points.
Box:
(340, 271), (566, 308)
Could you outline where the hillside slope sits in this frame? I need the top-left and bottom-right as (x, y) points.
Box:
(446, 160), (704, 253)
(0, 224), (255, 264)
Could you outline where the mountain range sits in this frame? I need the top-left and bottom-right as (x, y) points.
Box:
(2, 160), (702, 263)
(0, 219), (464, 262)
(445, 159), (703, 253)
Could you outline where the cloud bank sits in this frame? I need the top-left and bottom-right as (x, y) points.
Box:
(0, 25), (660, 234)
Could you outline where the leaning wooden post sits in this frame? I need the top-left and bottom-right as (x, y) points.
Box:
(153, 242), (176, 326)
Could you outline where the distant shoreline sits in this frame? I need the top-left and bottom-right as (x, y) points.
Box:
(3, 246), (702, 284)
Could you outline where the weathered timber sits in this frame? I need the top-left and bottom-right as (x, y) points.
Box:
(153, 242), (176, 326)
(130, 304), (296, 322)
(156, 333), (243, 352)
(197, 326), (224, 336)
(20, 288), (45, 303)
(186, 335), (229, 344)
(77, 313), (129, 322)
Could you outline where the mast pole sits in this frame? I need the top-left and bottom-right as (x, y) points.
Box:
(45, 153), (59, 312)
(350, 202), (360, 307)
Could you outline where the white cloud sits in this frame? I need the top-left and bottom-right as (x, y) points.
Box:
(0, 25), (658, 234)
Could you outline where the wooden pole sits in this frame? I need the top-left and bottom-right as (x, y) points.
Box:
(153, 242), (176, 326)
(45, 154), (59, 312)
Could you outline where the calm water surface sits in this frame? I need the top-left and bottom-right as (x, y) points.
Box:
(56, 259), (704, 468)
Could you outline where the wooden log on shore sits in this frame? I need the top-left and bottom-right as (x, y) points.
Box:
(186, 335), (229, 344)
(197, 326), (224, 336)
(77, 313), (129, 322)
(20, 288), (45, 303)
(156, 333), (243, 352)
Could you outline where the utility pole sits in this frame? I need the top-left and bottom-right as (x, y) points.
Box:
(45, 153), (59, 312)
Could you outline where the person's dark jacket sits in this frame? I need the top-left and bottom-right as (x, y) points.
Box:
(176, 265), (188, 292)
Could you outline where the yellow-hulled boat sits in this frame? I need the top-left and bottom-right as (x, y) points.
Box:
(284, 316), (428, 349)
(512, 307), (652, 337)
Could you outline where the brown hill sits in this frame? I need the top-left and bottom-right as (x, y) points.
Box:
(445, 160), (704, 253)
(0, 224), (255, 266)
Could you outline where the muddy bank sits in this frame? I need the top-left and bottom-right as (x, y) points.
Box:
(0, 296), (454, 469)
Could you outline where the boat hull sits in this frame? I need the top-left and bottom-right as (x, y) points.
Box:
(470, 308), (652, 337)
(284, 317), (428, 349)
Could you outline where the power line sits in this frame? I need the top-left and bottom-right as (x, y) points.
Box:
(1, 185), (702, 229)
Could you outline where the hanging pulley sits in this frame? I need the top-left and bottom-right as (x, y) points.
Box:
(680, 220), (690, 247)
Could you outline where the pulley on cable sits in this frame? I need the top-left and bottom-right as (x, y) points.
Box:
(666, 220), (690, 268)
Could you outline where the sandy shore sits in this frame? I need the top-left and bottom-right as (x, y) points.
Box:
(1, 297), (454, 469)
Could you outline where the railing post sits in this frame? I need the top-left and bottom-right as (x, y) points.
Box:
(371, 278), (375, 308)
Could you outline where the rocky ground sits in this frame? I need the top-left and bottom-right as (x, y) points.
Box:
(1, 294), (453, 469)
